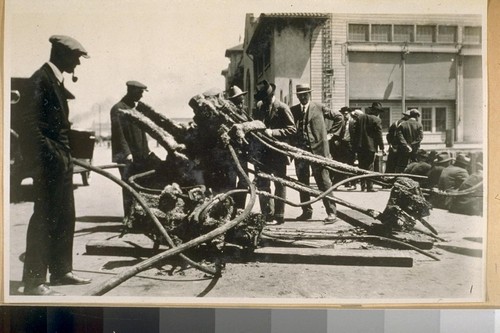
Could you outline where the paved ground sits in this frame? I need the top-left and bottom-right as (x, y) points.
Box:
(6, 145), (485, 306)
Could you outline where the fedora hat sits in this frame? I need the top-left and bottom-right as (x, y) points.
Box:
(402, 109), (412, 116)
(454, 153), (471, 168)
(417, 149), (428, 159)
(369, 102), (384, 113)
(295, 84), (313, 95)
(227, 85), (247, 100)
(254, 80), (276, 101)
(339, 106), (351, 114)
(434, 152), (453, 165)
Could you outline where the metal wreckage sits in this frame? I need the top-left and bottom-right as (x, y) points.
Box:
(74, 92), (482, 296)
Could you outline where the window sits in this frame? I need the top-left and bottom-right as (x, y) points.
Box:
(408, 106), (447, 133)
(371, 25), (391, 42)
(421, 107), (433, 132)
(349, 24), (369, 41)
(394, 25), (414, 42)
(435, 107), (447, 132)
(437, 25), (457, 43)
(416, 25), (435, 43)
(463, 26), (481, 44)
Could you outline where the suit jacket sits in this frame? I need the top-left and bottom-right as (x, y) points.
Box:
(438, 165), (469, 192)
(351, 113), (384, 153)
(111, 98), (150, 163)
(18, 63), (73, 176)
(253, 99), (295, 165)
(395, 118), (423, 149)
(291, 102), (343, 157)
(386, 118), (406, 147)
(449, 171), (483, 216)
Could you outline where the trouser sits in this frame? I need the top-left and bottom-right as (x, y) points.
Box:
(394, 151), (412, 173)
(295, 159), (336, 215)
(23, 167), (75, 287)
(234, 161), (249, 210)
(385, 147), (397, 173)
(330, 140), (356, 185)
(256, 160), (287, 220)
(357, 150), (375, 190)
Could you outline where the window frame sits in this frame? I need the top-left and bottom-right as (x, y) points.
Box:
(407, 106), (448, 133)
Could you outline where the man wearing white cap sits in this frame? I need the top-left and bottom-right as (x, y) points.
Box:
(19, 35), (91, 295)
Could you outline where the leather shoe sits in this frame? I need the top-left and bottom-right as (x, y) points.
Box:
(51, 272), (92, 286)
(367, 188), (379, 192)
(324, 213), (337, 224)
(295, 211), (313, 220)
(266, 219), (284, 225)
(24, 284), (64, 296)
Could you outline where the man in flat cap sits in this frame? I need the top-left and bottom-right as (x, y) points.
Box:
(253, 80), (296, 225)
(18, 35), (91, 295)
(111, 80), (153, 225)
(291, 84), (343, 223)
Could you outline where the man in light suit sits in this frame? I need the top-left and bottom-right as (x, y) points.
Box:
(290, 84), (343, 223)
(19, 35), (92, 296)
(253, 80), (296, 225)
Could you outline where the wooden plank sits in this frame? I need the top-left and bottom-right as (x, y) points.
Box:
(86, 239), (167, 257)
(254, 247), (413, 267)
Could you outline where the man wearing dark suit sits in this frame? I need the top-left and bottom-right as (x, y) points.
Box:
(253, 80), (296, 225)
(394, 108), (424, 172)
(19, 35), (92, 296)
(326, 106), (348, 185)
(111, 81), (152, 222)
(290, 84), (342, 223)
(351, 104), (385, 192)
(385, 110), (410, 173)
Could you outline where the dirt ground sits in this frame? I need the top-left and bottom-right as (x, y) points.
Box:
(6, 145), (485, 306)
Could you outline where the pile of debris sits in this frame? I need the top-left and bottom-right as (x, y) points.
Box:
(78, 91), (446, 296)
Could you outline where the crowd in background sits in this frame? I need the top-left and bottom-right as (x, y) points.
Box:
(223, 82), (483, 223)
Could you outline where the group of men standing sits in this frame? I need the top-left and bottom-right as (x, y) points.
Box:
(16, 33), (478, 297)
(251, 81), (340, 225)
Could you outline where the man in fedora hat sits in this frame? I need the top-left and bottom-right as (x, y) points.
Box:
(385, 109), (411, 173)
(436, 153), (470, 210)
(18, 35), (91, 295)
(449, 153), (483, 216)
(426, 151), (453, 189)
(227, 85), (247, 110)
(351, 106), (384, 192)
(290, 84), (343, 223)
(404, 149), (432, 187)
(393, 108), (423, 172)
(253, 80), (296, 224)
(111, 80), (157, 225)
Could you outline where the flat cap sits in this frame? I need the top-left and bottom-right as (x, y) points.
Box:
(126, 80), (148, 91)
(49, 35), (89, 58)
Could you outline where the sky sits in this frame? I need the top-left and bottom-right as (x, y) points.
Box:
(5, 0), (485, 131)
